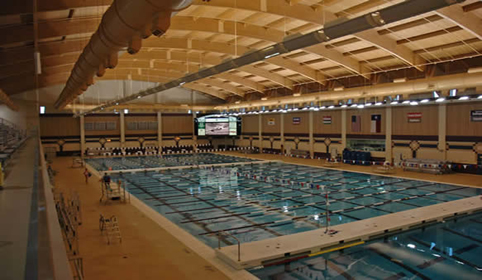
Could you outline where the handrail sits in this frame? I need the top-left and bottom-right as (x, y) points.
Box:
(217, 231), (241, 262)
(39, 138), (75, 280)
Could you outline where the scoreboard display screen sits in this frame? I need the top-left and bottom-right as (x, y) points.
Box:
(195, 115), (240, 136)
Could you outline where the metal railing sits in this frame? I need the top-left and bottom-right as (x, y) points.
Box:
(217, 231), (241, 262)
(69, 257), (84, 280)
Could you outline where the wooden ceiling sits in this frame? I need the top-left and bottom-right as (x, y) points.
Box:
(1, 0), (482, 105)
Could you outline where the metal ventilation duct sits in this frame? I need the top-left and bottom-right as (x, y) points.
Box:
(215, 71), (482, 110)
(83, 0), (465, 114)
(54, 0), (193, 109)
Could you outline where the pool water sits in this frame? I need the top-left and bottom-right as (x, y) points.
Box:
(85, 153), (258, 171)
(101, 160), (482, 248)
(250, 212), (482, 279)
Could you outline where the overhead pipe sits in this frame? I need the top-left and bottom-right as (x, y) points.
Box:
(83, 0), (465, 115)
(54, 0), (193, 109)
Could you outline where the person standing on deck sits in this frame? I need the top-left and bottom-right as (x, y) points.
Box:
(101, 173), (112, 190)
(83, 168), (91, 184)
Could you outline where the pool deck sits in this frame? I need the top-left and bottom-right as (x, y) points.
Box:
(54, 151), (482, 279)
(216, 195), (482, 269)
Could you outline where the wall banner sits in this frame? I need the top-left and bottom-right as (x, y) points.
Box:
(407, 112), (422, 123)
(323, 116), (332, 125)
(268, 118), (275, 125)
(471, 110), (482, 122)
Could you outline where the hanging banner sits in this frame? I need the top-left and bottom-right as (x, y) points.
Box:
(323, 116), (332, 125)
(268, 118), (275, 125)
(293, 117), (301, 125)
(407, 112), (422, 123)
(370, 114), (381, 133)
(471, 110), (482, 122)
(351, 115), (361, 132)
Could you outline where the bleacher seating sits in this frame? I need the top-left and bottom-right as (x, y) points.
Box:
(290, 149), (310, 158)
(402, 158), (450, 175)
(0, 117), (27, 167)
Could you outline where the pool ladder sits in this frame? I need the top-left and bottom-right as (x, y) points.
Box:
(217, 231), (241, 262)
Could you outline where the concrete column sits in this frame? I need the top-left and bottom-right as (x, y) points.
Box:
(341, 109), (347, 151)
(438, 104), (447, 160)
(258, 113), (263, 153)
(309, 110), (314, 158)
(192, 111), (198, 149)
(120, 110), (125, 147)
(385, 106), (393, 163)
(280, 113), (285, 154)
(80, 115), (85, 157)
(157, 112), (162, 148)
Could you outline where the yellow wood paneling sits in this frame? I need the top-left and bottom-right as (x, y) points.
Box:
(447, 103), (482, 136)
(392, 105), (438, 136)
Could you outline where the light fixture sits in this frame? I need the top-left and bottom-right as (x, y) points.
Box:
(137, 96), (141, 99)
(410, 101), (418, 106)
(320, 106), (326, 109)
(293, 93), (301, 97)
(357, 104), (365, 109)
(179, 82), (186, 86)
(302, 107), (308, 110)
(264, 52), (280, 59)
(293, 108), (299, 111)
(313, 107), (320, 111)
(402, 100), (410, 104)
(282, 109), (287, 113)
(261, 97), (268, 101)
(436, 97), (445, 102)
(39, 106), (45, 114)
(458, 96), (469, 100)
(124, 109), (129, 114)
(420, 99), (429, 103)
(341, 104), (347, 108)
(188, 110), (192, 114)
(375, 102), (383, 106)
(334, 87), (344, 92)
(393, 78), (407, 83)
(328, 105), (334, 109)
(467, 66), (482, 74)
(390, 101), (398, 105)
(478, 95), (482, 99)
(235, 101), (241, 104)
(365, 103), (372, 106)
(115, 102), (119, 105)
(350, 104), (358, 108)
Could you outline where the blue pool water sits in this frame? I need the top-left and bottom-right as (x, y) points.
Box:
(250, 212), (482, 279)
(96, 159), (482, 248)
(85, 153), (258, 171)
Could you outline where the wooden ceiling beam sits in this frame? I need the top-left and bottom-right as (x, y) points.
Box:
(436, 5), (482, 40)
(182, 83), (230, 100)
(0, 0), (112, 16)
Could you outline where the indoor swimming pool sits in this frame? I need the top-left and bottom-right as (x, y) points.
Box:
(250, 212), (482, 279)
(85, 153), (258, 171)
(96, 159), (482, 249)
